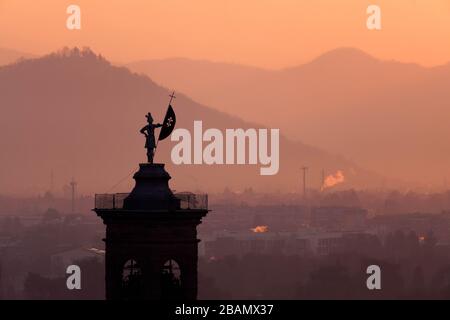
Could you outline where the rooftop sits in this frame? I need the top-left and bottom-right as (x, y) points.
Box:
(94, 192), (208, 211)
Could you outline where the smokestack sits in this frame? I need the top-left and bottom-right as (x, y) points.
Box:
(70, 178), (77, 214)
(301, 166), (308, 198)
(321, 169), (325, 192)
(50, 169), (54, 194)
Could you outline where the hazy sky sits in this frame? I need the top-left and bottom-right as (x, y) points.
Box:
(1, 0), (450, 68)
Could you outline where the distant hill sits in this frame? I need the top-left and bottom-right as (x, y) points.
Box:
(0, 48), (382, 195)
(128, 48), (450, 186)
(0, 47), (35, 66)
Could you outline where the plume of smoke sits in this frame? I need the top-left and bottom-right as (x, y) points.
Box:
(321, 170), (345, 191)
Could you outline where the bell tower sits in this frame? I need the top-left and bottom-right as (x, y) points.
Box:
(94, 163), (208, 300)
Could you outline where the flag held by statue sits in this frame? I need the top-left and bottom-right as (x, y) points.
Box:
(158, 104), (176, 141)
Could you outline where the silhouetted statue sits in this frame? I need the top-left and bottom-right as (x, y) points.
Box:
(140, 112), (162, 164)
(94, 105), (208, 300)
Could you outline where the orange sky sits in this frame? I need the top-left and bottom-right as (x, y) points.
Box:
(1, 0), (450, 68)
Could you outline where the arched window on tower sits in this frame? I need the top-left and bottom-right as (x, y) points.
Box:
(121, 259), (143, 300)
(161, 259), (182, 299)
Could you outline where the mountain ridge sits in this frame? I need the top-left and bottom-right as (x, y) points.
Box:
(0, 48), (384, 195)
(127, 47), (450, 186)
(0, 47), (36, 66)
